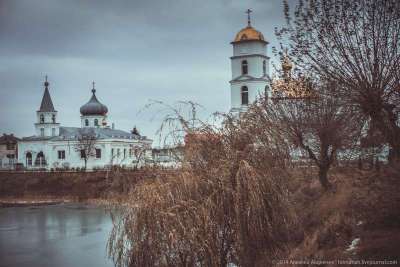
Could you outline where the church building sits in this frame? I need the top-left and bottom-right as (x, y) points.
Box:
(230, 9), (270, 113)
(17, 78), (152, 170)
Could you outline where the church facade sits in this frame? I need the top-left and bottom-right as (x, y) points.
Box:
(230, 10), (270, 113)
(17, 79), (152, 170)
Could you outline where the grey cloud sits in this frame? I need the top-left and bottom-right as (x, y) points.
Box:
(0, 0), (286, 141)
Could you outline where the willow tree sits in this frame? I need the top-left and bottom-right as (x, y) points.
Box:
(250, 79), (361, 190)
(278, 0), (400, 161)
(108, 102), (296, 267)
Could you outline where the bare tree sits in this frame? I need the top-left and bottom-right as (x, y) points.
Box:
(129, 144), (149, 169)
(74, 130), (97, 170)
(254, 79), (362, 189)
(278, 0), (400, 161)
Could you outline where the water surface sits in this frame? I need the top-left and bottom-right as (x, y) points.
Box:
(0, 203), (114, 267)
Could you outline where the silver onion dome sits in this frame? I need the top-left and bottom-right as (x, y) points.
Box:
(80, 85), (108, 116)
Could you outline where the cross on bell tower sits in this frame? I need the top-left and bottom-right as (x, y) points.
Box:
(246, 9), (252, 26)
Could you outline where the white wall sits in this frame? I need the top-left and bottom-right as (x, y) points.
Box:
(230, 40), (269, 113)
(81, 115), (107, 128)
(35, 111), (60, 137)
(18, 138), (152, 170)
(230, 80), (269, 111)
(233, 42), (267, 56)
(231, 56), (269, 79)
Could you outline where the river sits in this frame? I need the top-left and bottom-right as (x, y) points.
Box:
(0, 203), (115, 267)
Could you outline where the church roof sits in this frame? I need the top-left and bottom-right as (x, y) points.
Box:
(233, 26), (266, 43)
(80, 84), (108, 116)
(232, 10), (267, 44)
(39, 79), (56, 112)
(0, 133), (20, 144)
(21, 127), (150, 142)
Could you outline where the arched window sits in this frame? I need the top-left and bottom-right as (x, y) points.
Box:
(52, 114), (56, 123)
(94, 119), (99, 126)
(35, 151), (46, 166)
(40, 114), (44, 123)
(241, 86), (249, 105)
(40, 128), (45, 137)
(85, 119), (89, 127)
(263, 60), (266, 75)
(26, 152), (32, 166)
(241, 60), (248, 75)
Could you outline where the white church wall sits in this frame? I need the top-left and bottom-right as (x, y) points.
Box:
(231, 56), (269, 79)
(34, 124), (60, 137)
(230, 80), (268, 111)
(18, 141), (51, 168)
(36, 112), (57, 124)
(18, 138), (152, 170)
(80, 115), (107, 128)
(233, 42), (267, 56)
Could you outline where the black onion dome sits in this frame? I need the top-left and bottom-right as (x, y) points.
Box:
(80, 89), (108, 116)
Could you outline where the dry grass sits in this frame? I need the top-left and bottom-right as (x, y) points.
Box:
(283, 165), (400, 266)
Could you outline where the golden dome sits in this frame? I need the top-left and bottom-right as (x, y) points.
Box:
(282, 55), (293, 72)
(271, 76), (316, 99)
(233, 26), (266, 42)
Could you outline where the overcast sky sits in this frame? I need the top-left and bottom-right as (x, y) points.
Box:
(0, 0), (286, 144)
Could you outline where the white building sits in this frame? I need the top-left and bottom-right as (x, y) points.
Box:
(230, 10), (270, 114)
(18, 78), (152, 170)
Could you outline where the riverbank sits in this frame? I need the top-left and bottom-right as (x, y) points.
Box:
(0, 195), (116, 208)
(0, 198), (66, 208)
(0, 168), (173, 201)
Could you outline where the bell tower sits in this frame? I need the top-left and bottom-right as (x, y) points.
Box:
(230, 9), (269, 114)
(35, 76), (60, 137)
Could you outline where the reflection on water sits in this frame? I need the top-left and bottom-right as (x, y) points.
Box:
(0, 203), (114, 267)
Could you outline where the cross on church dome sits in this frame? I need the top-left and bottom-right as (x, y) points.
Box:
(92, 81), (96, 94)
(246, 8), (252, 26)
(232, 9), (267, 43)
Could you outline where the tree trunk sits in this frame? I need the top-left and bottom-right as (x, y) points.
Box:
(389, 145), (400, 164)
(370, 109), (400, 164)
(318, 166), (331, 190)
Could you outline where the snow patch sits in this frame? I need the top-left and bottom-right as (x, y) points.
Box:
(346, 238), (360, 253)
